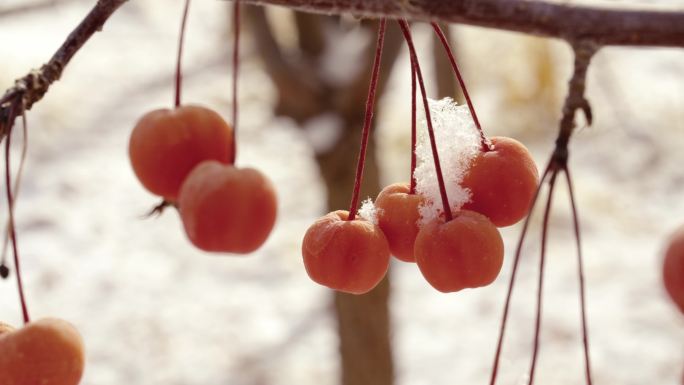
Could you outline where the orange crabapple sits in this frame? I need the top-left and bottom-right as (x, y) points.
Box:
(461, 136), (539, 227)
(302, 210), (390, 294)
(414, 209), (504, 293)
(663, 225), (684, 314)
(178, 160), (277, 254)
(375, 182), (424, 262)
(0, 318), (85, 385)
(129, 105), (234, 202)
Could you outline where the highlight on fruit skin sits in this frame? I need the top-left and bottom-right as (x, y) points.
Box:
(663, 225), (684, 314)
(178, 160), (277, 254)
(302, 210), (390, 295)
(375, 182), (424, 263)
(129, 104), (234, 202)
(414, 210), (504, 293)
(461, 136), (539, 227)
(0, 318), (85, 385)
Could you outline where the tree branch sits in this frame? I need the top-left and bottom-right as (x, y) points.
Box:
(237, 0), (684, 47)
(0, 0), (127, 139)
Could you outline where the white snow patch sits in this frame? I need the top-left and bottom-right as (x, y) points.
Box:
(414, 97), (480, 224)
(357, 198), (380, 225)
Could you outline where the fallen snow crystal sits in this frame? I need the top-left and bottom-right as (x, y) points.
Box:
(414, 97), (480, 225)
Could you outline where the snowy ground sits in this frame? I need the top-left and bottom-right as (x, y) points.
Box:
(0, 1), (683, 384)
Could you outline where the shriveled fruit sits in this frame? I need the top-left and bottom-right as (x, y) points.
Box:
(129, 105), (234, 201)
(375, 182), (423, 262)
(461, 136), (539, 227)
(0, 318), (85, 385)
(178, 160), (277, 254)
(415, 210), (504, 293)
(302, 210), (390, 294)
(663, 225), (684, 314)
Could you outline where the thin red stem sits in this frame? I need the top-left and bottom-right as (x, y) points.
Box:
(564, 167), (594, 385)
(398, 20), (452, 221)
(1, 111), (28, 275)
(4, 106), (30, 324)
(488, 162), (552, 385)
(347, 19), (386, 221)
(430, 22), (490, 152)
(230, 0), (240, 164)
(528, 169), (558, 385)
(409, 53), (417, 194)
(174, 0), (191, 108)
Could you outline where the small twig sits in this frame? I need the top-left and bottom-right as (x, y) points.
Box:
(0, 0), (127, 141)
(142, 200), (176, 218)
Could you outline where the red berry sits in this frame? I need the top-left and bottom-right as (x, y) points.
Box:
(0, 318), (84, 385)
(375, 182), (423, 262)
(415, 210), (504, 293)
(129, 105), (234, 201)
(178, 161), (277, 254)
(663, 225), (684, 314)
(461, 136), (539, 227)
(302, 210), (390, 294)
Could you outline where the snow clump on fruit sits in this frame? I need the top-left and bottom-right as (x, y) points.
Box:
(414, 97), (480, 224)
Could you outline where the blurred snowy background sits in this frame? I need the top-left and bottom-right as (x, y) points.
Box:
(0, 0), (683, 384)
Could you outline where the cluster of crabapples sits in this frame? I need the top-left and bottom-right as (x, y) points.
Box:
(302, 136), (539, 294)
(0, 319), (85, 385)
(129, 105), (277, 253)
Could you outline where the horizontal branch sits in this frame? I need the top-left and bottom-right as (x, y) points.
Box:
(238, 0), (684, 47)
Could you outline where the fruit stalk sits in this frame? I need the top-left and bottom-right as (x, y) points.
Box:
(3, 105), (30, 324)
(430, 22), (489, 152)
(175, 0), (192, 108)
(231, 0), (241, 164)
(347, 19), (386, 221)
(397, 19), (452, 221)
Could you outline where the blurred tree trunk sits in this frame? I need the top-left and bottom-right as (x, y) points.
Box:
(245, 7), (402, 384)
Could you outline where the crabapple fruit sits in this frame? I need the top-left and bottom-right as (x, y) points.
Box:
(178, 160), (277, 254)
(663, 225), (684, 314)
(0, 318), (84, 385)
(415, 210), (504, 293)
(375, 182), (423, 262)
(302, 210), (390, 294)
(461, 136), (539, 227)
(129, 105), (234, 201)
